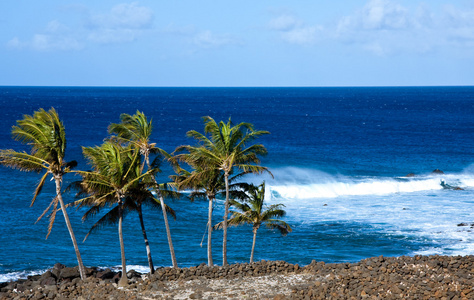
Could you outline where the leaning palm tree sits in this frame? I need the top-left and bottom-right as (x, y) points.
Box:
(0, 108), (87, 279)
(74, 141), (151, 287)
(174, 116), (271, 266)
(69, 174), (176, 275)
(170, 166), (220, 266)
(170, 162), (251, 266)
(215, 182), (291, 263)
(108, 110), (178, 270)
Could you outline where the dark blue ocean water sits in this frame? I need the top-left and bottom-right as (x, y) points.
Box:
(1, 86), (473, 281)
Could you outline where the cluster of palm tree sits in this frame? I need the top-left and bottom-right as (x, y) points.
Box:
(0, 108), (291, 286)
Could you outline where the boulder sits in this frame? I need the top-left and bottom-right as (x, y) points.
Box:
(54, 263), (66, 270)
(96, 268), (115, 280)
(431, 169), (444, 174)
(40, 270), (57, 286)
(457, 223), (474, 227)
(59, 267), (80, 280)
(440, 180), (464, 190)
(41, 276), (57, 286)
(112, 272), (122, 283)
(51, 263), (66, 279)
(127, 269), (142, 279)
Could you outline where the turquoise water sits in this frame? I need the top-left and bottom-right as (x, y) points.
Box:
(0, 86), (473, 281)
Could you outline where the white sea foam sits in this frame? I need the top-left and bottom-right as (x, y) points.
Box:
(123, 265), (151, 274)
(102, 265), (151, 274)
(263, 167), (474, 258)
(269, 178), (444, 199)
(264, 167), (471, 200)
(0, 269), (48, 283)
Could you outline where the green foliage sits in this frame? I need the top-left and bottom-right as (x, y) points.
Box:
(0, 107), (86, 279)
(173, 116), (272, 265)
(0, 107), (76, 229)
(92, 110), (178, 270)
(215, 182), (292, 235)
(72, 141), (152, 218)
(175, 116), (271, 176)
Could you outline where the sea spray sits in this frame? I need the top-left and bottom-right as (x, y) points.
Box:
(263, 167), (474, 199)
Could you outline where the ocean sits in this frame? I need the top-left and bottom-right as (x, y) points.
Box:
(0, 86), (473, 282)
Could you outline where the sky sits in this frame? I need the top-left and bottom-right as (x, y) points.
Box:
(1, 0), (474, 87)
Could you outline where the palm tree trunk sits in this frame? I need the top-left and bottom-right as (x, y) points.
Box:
(147, 157), (177, 268)
(118, 198), (128, 287)
(158, 192), (178, 268)
(137, 203), (154, 274)
(55, 177), (86, 280)
(207, 196), (214, 266)
(250, 227), (258, 263)
(222, 171), (230, 266)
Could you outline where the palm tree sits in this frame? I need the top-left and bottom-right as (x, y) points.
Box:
(215, 182), (291, 263)
(0, 108), (87, 279)
(74, 141), (151, 286)
(108, 110), (178, 270)
(174, 116), (271, 266)
(69, 175), (176, 275)
(171, 165), (227, 266)
(170, 167), (219, 266)
(170, 161), (251, 266)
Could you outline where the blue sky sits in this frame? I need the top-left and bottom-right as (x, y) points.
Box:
(1, 0), (474, 86)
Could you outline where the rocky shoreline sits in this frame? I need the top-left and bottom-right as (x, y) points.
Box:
(1, 254), (473, 299)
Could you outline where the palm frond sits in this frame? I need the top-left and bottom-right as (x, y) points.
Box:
(0, 149), (47, 172)
(213, 182), (291, 237)
(64, 160), (78, 170)
(80, 201), (111, 221)
(45, 196), (59, 239)
(265, 220), (292, 236)
(147, 197), (177, 220)
(35, 195), (56, 224)
(83, 205), (128, 242)
(32, 172), (50, 206)
(12, 108), (66, 164)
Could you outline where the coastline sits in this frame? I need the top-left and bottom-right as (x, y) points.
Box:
(1, 254), (473, 299)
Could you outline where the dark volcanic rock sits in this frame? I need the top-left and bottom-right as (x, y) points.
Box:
(457, 223), (474, 227)
(39, 270), (57, 285)
(59, 266), (80, 280)
(96, 268), (116, 280)
(127, 269), (142, 279)
(2, 255), (474, 299)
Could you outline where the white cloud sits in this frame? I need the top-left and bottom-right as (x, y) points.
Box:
(6, 37), (23, 49)
(441, 5), (474, 43)
(280, 26), (322, 45)
(364, 0), (409, 30)
(6, 2), (156, 50)
(87, 2), (153, 30)
(364, 41), (389, 56)
(267, 1), (474, 56)
(442, 5), (474, 27)
(86, 2), (154, 44)
(336, 0), (411, 36)
(268, 14), (301, 31)
(6, 20), (83, 51)
(31, 34), (83, 51)
(88, 29), (138, 44)
(193, 30), (241, 48)
(162, 23), (196, 36)
(268, 14), (322, 45)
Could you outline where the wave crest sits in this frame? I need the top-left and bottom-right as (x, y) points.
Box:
(265, 167), (472, 199)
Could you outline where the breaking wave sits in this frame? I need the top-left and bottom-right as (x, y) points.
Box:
(265, 167), (473, 199)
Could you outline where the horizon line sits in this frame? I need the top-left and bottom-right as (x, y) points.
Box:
(1, 85), (474, 88)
